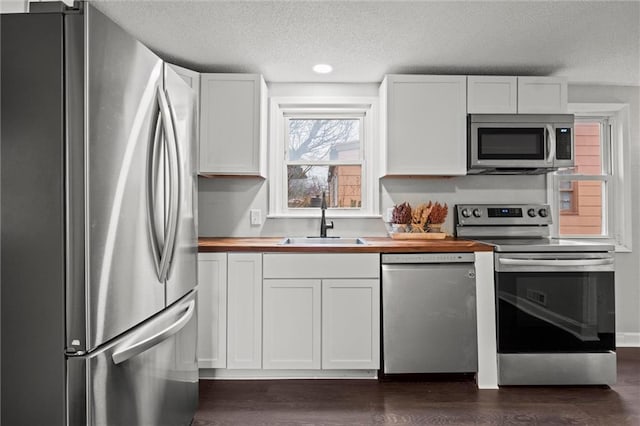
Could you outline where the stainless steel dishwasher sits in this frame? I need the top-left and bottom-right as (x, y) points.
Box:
(381, 253), (478, 374)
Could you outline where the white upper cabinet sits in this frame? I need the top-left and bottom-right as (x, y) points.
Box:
(169, 63), (200, 154)
(380, 75), (467, 176)
(468, 76), (568, 114)
(199, 74), (267, 176)
(467, 76), (518, 113)
(517, 76), (568, 113)
(170, 63), (200, 94)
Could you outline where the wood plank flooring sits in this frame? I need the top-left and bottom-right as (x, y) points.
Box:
(193, 348), (640, 425)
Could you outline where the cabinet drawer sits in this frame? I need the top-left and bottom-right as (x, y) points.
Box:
(263, 253), (379, 279)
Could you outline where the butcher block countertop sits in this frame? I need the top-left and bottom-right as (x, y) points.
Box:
(198, 237), (493, 253)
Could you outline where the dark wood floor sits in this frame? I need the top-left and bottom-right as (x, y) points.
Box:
(194, 348), (640, 425)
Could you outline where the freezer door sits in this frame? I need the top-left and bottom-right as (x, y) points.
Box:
(67, 291), (198, 426)
(163, 64), (198, 305)
(84, 4), (165, 350)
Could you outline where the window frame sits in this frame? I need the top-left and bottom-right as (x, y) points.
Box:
(549, 103), (632, 251)
(268, 96), (379, 218)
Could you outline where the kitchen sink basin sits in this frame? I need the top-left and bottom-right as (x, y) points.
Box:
(279, 237), (368, 246)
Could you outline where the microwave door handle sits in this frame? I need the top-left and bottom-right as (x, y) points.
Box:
(546, 124), (556, 163)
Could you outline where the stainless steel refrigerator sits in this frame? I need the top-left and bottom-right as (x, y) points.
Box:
(1, 3), (198, 425)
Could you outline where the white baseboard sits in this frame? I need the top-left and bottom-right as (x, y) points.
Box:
(617, 332), (640, 347)
(199, 368), (378, 380)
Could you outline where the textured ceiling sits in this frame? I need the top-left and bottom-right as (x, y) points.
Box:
(93, 0), (640, 85)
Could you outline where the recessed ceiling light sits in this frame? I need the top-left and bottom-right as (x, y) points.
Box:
(313, 64), (333, 74)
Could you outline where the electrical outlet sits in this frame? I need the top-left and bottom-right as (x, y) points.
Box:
(250, 209), (262, 226)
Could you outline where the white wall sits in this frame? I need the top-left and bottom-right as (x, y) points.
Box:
(197, 82), (640, 339)
(568, 84), (640, 342)
(197, 174), (547, 237)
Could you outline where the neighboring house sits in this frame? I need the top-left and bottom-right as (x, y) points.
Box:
(559, 122), (603, 235)
(328, 140), (361, 208)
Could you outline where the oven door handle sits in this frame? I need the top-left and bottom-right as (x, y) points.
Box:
(498, 258), (614, 267)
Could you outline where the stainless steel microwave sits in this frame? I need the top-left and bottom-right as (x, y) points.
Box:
(468, 114), (574, 174)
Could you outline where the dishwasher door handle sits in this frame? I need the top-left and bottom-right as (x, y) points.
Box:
(382, 263), (474, 272)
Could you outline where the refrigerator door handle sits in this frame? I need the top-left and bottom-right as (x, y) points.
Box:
(164, 90), (183, 279)
(157, 87), (180, 282)
(146, 109), (164, 280)
(112, 299), (195, 365)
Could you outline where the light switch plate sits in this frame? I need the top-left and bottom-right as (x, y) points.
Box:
(250, 209), (262, 226)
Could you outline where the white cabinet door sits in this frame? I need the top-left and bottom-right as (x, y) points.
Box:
(199, 74), (267, 176)
(227, 253), (262, 369)
(263, 279), (322, 370)
(169, 63), (200, 145)
(196, 253), (227, 368)
(517, 77), (568, 113)
(381, 75), (467, 176)
(322, 279), (380, 369)
(169, 63), (200, 97)
(467, 76), (517, 113)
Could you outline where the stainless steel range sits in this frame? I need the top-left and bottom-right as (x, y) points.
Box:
(456, 204), (616, 386)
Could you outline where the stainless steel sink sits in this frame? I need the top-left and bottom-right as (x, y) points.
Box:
(279, 237), (368, 246)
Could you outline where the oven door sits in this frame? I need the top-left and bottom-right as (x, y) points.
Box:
(495, 252), (615, 353)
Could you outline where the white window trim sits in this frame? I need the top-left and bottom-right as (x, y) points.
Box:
(547, 103), (632, 252)
(268, 96), (380, 218)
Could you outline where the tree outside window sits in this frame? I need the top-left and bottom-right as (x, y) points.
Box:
(286, 118), (362, 209)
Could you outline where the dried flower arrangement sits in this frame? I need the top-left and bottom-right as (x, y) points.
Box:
(391, 201), (449, 234)
(391, 202), (412, 225)
(428, 202), (448, 225)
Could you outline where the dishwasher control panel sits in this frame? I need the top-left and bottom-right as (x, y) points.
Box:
(382, 253), (475, 264)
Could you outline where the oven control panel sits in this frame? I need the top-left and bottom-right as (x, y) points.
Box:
(456, 204), (552, 227)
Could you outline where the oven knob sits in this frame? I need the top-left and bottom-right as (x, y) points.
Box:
(538, 208), (548, 217)
(461, 209), (471, 218)
(527, 208), (537, 217)
(472, 209), (482, 218)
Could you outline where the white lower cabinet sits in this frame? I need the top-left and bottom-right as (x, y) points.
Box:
(262, 253), (380, 371)
(263, 279), (322, 369)
(227, 252), (262, 369)
(197, 253), (227, 368)
(199, 252), (379, 374)
(322, 279), (380, 369)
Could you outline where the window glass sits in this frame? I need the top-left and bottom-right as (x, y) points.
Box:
(558, 180), (605, 235)
(287, 165), (362, 208)
(287, 119), (360, 161)
(286, 118), (362, 210)
(558, 120), (608, 236)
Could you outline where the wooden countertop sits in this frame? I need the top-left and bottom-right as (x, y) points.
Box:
(198, 237), (493, 253)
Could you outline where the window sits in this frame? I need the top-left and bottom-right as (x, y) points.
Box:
(286, 117), (362, 209)
(269, 97), (378, 217)
(551, 104), (631, 250)
(556, 118), (611, 235)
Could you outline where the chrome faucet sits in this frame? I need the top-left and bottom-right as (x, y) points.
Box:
(319, 191), (334, 237)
